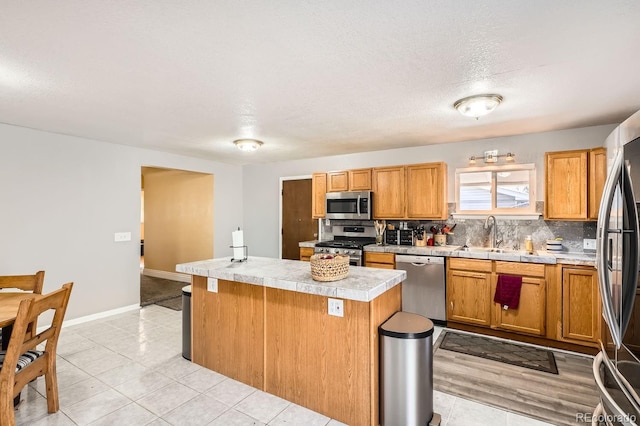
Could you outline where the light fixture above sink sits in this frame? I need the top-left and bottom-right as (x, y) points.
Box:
(468, 150), (515, 165)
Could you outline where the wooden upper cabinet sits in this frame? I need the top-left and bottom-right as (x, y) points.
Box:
(311, 173), (327, 218)
(315, 162), (447, 220)
(545, 148), (606, 221)
(588, 147), (607, 220)
(561, 267), (601, 344)
(372, 166), (406, 218)
(327, 171), (349, 192)
(406, 162), (448, 219)
(545, 150), (588, 220)
(372, 162), (447, 219)
(348, 168), (372, 191)
(327, 168), (372, 192)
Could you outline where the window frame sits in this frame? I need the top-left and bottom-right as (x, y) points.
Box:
(455, 163), (537, 216)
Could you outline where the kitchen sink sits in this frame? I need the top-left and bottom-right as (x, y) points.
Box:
(456, 246), (523, 254)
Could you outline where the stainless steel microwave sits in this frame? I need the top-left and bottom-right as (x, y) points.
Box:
(325, 191), (373, 220)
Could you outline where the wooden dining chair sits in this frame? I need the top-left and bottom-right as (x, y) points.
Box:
(0, 271), (45, 343)
(0, 282), (72, 426)
(0, 271), (45, 293)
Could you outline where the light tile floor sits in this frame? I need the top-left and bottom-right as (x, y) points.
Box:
(16, 305), (553, 425)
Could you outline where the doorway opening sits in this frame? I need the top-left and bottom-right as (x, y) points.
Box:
(140, 166), (214, 309)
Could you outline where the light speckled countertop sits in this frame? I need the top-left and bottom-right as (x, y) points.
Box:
(176, 256), (406, 302)
(299, 240), (319, 248)
(299, 241), (596, 266)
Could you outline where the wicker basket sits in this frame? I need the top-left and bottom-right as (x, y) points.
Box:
(310, 254), (349, 282)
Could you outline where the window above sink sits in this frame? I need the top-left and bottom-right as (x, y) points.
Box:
(454, 163), (538, 219)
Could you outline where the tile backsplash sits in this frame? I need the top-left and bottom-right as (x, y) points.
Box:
(321, 202), (596, 253)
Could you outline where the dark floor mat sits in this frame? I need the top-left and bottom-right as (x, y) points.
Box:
(140, 274), (186, 306)
(439, 330), (558, 374)
(154, 296), (183, 311)
(433, 331), (598, 425)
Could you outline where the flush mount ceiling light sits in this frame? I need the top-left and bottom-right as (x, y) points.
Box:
(233, 139), (264, 152)
(454, 94), (503, 119)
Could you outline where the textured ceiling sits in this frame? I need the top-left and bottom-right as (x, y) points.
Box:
(1, 1), (639, 165)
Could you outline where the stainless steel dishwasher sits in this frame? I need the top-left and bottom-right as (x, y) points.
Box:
(395, 254), (446, 324)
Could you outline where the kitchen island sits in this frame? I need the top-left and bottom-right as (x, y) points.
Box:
(176, 256), (406, 426)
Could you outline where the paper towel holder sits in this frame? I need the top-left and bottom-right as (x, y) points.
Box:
(229, 244), (248, 262)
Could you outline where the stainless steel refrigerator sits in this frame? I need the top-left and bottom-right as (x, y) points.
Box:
(595, 109), (640, 425)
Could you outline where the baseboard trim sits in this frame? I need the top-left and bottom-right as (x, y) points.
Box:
(36, 304), (141, 332)
(143, 268), (191, 283)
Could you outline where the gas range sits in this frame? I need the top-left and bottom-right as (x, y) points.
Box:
(314, 232), (376, 266)
(315, 239), (373, 250)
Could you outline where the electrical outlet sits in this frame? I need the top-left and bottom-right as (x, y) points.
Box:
(207, 277), (218, 293)
(584, 239), (597, 250)
(328, 298), (344, 317)
(114, 232), (131, 242)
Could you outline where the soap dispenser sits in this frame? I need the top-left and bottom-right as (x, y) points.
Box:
(525, 235), (533, 254)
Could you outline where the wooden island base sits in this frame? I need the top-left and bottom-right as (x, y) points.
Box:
(191, 275), (401, 426)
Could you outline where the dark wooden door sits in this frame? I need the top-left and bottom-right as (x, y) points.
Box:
(282, 179), (317, 260)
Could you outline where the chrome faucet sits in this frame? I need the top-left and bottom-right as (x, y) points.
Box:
(484, 215), (502, 249)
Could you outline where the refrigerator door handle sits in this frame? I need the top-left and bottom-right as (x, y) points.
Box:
(597, 149), (624, 347)
(608, 238), (614, 270)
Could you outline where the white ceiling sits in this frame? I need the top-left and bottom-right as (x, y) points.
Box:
(1, 1), (639, 165)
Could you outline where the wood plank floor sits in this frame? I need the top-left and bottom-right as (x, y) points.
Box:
(433, 330), (599, 426)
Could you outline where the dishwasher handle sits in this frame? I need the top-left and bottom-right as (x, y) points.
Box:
(395, 254), (445, 265)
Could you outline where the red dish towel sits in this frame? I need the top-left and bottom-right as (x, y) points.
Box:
(494, 274), (523, 310)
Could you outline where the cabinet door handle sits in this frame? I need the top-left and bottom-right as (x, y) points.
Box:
(450, 301), (454, 311)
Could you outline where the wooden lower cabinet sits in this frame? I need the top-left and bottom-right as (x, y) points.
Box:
(191, 275), (401, 426)
(299, 247), (314, 261)
(447, 259), (547, 337)
(447, 259), (492, 327)
(491, 262), (546, 336)
(448, 260), (606, 352)
(561, 266), (601, 344)
(364, 252), (395, 269)
(191, 277), (265, 388)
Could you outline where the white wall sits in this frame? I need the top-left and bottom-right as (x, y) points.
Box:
(243, 124), (617, 258)
(0, 121), (618, 318)
(0, 123), (242, 320)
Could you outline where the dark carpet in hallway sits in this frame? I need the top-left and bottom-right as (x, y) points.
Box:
(140, 274), (186, 310)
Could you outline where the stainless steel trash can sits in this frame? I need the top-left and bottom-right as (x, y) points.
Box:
(379, 311), (440, 426)
(182, 285), (191, 360)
